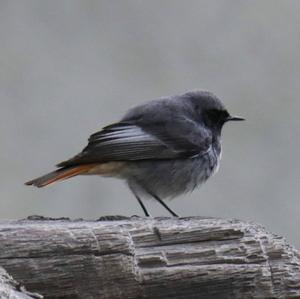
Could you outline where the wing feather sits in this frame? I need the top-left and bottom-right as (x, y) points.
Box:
(57, 116), (212, 167)
(57, 123), (180, 167)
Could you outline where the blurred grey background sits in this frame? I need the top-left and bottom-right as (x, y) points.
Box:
(1, 1), (299, 246)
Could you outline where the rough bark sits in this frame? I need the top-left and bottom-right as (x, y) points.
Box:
(0, 216), (299, 299)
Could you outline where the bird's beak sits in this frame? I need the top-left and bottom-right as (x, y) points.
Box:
(226, 115), (245, 122)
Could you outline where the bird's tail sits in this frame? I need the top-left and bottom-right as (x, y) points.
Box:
(25, 164), (95, 188)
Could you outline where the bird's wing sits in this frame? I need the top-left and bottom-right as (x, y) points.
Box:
(57, 118), (212, 167)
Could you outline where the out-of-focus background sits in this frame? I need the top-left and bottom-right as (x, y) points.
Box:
(1, 1), (299, 246)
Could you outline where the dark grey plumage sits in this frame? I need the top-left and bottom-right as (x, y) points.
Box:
(27, 90), (244, 216)
(120, 91), (224, 199)
(58, 91), (222, 166)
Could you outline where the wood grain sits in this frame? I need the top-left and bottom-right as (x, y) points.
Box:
(0, 216), (299, 299)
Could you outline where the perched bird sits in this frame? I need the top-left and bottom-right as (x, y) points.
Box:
(25, 90), (244, 216)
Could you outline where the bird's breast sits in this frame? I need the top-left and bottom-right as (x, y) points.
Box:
(125, 144), (221, 199)
(187, 145), (221, 189)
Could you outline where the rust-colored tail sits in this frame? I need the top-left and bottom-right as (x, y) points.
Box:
(25, 164), (95, 188)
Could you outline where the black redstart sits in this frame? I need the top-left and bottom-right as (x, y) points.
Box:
(26, 90), (244, 216)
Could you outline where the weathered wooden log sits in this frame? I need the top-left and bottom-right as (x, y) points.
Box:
(0, 216), (299, 299)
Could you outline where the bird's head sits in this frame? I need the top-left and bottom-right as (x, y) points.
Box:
(184, 90), (244, 134)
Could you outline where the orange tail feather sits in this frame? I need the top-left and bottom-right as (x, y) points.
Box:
(25, 164), (96, 188)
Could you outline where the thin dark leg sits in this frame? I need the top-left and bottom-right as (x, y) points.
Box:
(129, 186), (150, 217)
(146, 190), (179, 217)
(135, 194), (150, 217)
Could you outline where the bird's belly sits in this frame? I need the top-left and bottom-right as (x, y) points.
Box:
(125, 150), (220, 199)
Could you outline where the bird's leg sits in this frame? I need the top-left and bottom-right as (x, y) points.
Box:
(129, 186), (151, 217)
(135, 193), (151, 217)
(146, 190), (179, 217)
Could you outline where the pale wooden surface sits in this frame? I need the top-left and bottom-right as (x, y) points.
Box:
(0, 216), (299, 299)
(0, 266), (42, 299)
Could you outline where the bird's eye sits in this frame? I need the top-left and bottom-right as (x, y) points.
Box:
(206, 109), (229, 123)
(207, 109), (221, 121)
